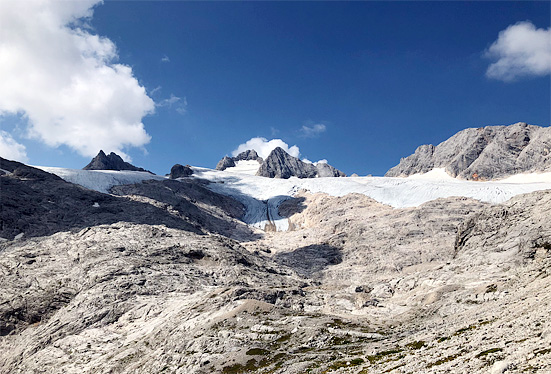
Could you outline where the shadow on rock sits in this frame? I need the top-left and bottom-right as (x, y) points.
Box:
(0, 158), (259, 241)
(111, 179), (262, 241)
(277, 196), (307, 219)
(274, 243), (342, 278)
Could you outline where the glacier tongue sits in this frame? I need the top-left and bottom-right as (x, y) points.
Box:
(193, 167), (551, 231)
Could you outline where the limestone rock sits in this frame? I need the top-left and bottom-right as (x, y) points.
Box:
(233, 149), (262, 162)
(83, 150), (151, 173)
(215, 150), (262, 171)
(215, 156), (236, 171)
(256, 147), (345, 178)
(169, 164), (193, 179)
(386, 122), (551, 180)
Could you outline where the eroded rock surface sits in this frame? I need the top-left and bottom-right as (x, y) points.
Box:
(1, 157), (551, 373)
(256, 147), (345, 179)
(386, 122), (551, 180)
(83, 150), (151, 173)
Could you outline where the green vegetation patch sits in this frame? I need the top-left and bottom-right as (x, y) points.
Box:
(454, 324), (477, 335)
(366, 348), (403, 364)
(322, 358), (365, 373)
(427, 352), (462, 368)
(476, 348), (503, 358)
(246, 348), (270, 356)
(406, 340), (426, 350)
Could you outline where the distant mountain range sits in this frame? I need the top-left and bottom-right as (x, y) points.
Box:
(82, 122), (550, 182)
(216, 147), (346, 178)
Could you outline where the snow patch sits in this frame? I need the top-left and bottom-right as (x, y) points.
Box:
(223, 160), (261, 175)
(407, 168), (455, 180)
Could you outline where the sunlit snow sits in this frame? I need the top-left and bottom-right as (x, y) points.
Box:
(36, 167), (165, 194)
(37, 166), (551, 232)
(193, 167), (551, 231)
(223, 160), (261, 175)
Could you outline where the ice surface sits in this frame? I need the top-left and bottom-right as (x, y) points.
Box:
(193, 167), (551, 231)
(36, 167), (165, 193)
(36, 165), (551, 233)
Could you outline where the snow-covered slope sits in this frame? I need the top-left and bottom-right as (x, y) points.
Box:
(223, 160), (261, 175)
(36, 167), (165, 193)
(193, 167), (551, 231)
(37, 165), (551, 232)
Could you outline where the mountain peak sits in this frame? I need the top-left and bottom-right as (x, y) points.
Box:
(385, 122), (551, 180)
(83, 150), (151, 173)
(215, 150), (262, 171)
(256, 147), (345, 179)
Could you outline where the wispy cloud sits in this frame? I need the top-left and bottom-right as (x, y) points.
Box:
(232, 137), (300, 159)
(486, 21), (551, 81)
(150, 86), (162, 96)
(161, 55), (170, 63)
(299, 123), (327, 138)
(0, 0), (154, 160)
(0, 131), (28, 162)
(157, 94), (187, 114)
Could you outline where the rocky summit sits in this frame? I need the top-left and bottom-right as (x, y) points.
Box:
(1, 124), (551, 374)
(256, 147), (345, 178)
(215, 150), (262, 171)
(83, 150), (151, 173)
(386, 122), (551, 180)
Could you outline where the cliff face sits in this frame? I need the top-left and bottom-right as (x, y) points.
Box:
(386, 122), (551, 180)
(83, 150), (151, 173)
(215, 150), (262, 171)
(256, 147), (345, 179)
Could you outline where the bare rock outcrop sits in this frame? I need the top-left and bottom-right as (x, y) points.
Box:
(256, 147), (345, 178)
(169, 163), (193, 179)
(215, 150), (262, 171)
(83, 150), (151, 173)
(386, 122), (551, 180)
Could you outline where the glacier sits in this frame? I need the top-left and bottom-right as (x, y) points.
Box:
(37, 165), (551, 232)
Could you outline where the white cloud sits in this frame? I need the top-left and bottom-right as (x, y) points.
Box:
(161, 55), (170, 63)
(302, 158), (327, 165)
(0, 131), (28, 162)
(486, 21), (551, 81)
(150, 86), (162, 96)
(232, 137), (300, 159)
(157, 94), (187, 114)
(299, 123), (326, 137)
(0, 0), (155, 160)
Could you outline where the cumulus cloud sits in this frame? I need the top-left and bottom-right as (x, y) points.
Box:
(299, 123), (326, 138)
(302, 158), (327, 165)
(232, 137), (300, 159)
(486, 21), (551, 81)
(0, 131), (28, 162)
(0, 0), (155, 160)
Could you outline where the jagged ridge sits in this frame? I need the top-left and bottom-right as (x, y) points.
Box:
(83, 150), (152, 173)
(385, 122), (551, 180)
(256, 147), (345, 178)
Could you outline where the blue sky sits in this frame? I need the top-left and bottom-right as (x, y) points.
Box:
(0, 1), (550, 176)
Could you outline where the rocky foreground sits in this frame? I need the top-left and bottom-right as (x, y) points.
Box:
(1, 156), (551, 373)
